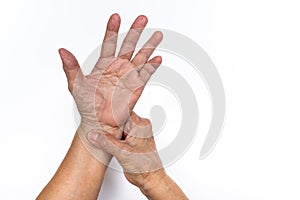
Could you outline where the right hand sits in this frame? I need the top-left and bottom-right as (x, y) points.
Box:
(87, 112), (166, 189)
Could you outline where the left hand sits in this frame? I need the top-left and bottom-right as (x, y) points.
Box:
(59, 13), (163, 164)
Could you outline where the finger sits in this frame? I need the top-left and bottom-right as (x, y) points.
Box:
(100, 13), (121, 58)
(58, 48), (84, 92)
(87, 132), (130, 158)
(124, 112), (153, 139)
(132, 31), (163, 68)
(118, 15), (148, 60)
(139, 56), (162, 83)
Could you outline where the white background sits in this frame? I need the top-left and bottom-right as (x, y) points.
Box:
(1, 0), (300, 199)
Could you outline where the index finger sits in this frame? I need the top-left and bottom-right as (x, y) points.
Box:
(100, 13), (121, 58)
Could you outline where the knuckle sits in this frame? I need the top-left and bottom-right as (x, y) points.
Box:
(141, 118), (151, 126)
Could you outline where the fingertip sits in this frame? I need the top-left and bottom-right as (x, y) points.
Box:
(110, 13), (121, 23)
(154, 31), (163, 40)
(58, 48), (68, 65)
(108, 13), (121, 31)
(58, 48), (66, 57)
(138, 15), (148, 23)
(132, 15), (148, 28)
(150, 55), (162, 65)
(156, 55), (162, 63)
(58, 48), (72, 60)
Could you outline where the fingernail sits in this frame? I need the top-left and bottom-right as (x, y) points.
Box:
(88, 132), (99, 141)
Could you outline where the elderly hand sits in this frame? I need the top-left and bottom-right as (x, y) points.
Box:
(59, 13), (163, 164)
(88, 112), (189, 199)
(87, 112), (165, 189)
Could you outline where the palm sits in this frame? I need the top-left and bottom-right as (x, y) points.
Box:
(94, 57), (145, 127)
(59, 13), (163, 133)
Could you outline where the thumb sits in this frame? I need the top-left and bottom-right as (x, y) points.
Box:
(58, 48), (84, 92)
(87, 132), (126, 158)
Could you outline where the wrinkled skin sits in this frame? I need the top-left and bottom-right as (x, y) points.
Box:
(59, 13), (163, 164)
(88, 112), (165, 188)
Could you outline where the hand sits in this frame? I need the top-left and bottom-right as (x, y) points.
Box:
(87, 112), (165, 189)
(58, 14), (163, 164)
(88, 112), (189, 199)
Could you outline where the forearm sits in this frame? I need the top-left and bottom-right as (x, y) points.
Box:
(140, 170), (188, 200)
(37, 133), (110, 200)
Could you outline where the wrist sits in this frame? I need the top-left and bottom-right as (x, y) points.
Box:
(77, 127), (112, 165)
(76, 122), (122, 165)
(37, 133), (109, 200)
(139, 169), (188, 200)
(139, 169), (167, 196)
